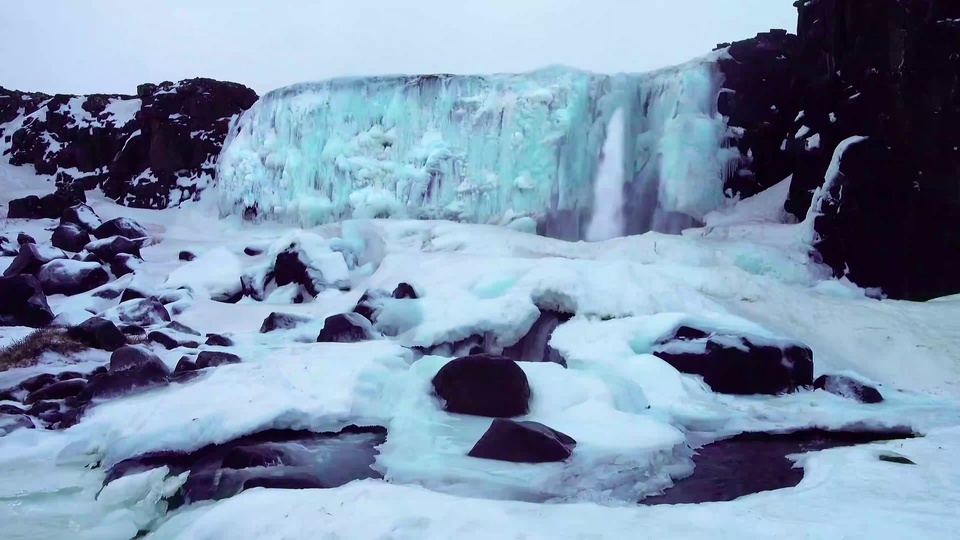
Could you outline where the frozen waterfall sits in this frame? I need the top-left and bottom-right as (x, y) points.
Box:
(585, 108), (627, 242)
(216, 55), (740, 237)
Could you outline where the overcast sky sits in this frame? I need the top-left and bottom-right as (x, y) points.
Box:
(2, 0), (796, 96)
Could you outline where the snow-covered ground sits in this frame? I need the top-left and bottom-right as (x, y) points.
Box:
(2, 161), (960, 539)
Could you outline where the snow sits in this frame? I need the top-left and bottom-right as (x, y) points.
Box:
(805, 133), (822, 151)
(1, 160), (960, 539)
(217, 57), (736, 236)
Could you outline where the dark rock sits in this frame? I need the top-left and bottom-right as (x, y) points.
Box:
(3, 243), (68, 278)
(243, 247), (262, 256)
(165, 321), (200, 336)
(112, 298), (171, 326)
(878, 454), (916, 465)
(432, 354), (531, 418)
(60, 203), (102, 232)
(7, 193), (73, 220)
(814, 374), (883, 404)
(109, 253), (144, 278)
(316, 313), (372, 343)
(148, 330), (200, 350)
(259, 312), (313, 333)
(174, 357), (198, 374)
(56, 371), (84, 381)
(502, 310), (571, 367)
(196, 351), (241, 369)
(79, 346), (170, 400)
(0, 235), (17, 256)
(204, 333), (234, 347)
(68, 317), (127, 351)
(178, 250), (196, 261)
(119, 287), (148, 303)
(85, 235), (142, 260)
(120, 324), (146, 336)
(57, 407), (84, 429)
(93, 217), (148, 240)
(51, 222), (91, 252)
(17, 233), (36, 245)
(392, 282), (418, 299)
(0, 404), (26, 415)
(0, 275), (54, 327)
(24, 379), (86, 404)
(468, 419), (576, 463)
(26, 400), (59, 417)
(37, 259), (110, 296)
(653, 332), (814, 395)
(18, 373), (57, 393)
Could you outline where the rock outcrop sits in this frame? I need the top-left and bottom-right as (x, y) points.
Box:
(1, 79), (257, 209)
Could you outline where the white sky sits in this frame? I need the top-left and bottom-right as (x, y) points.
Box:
(1, 0), (796, 95)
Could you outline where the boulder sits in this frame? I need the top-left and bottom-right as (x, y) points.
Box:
(501, 310), (571, 367)
(196, 351), (241, 369)
(51, 222), (91, 253)
(60, 203), (102, 232)
(79, 346), (170, 400)
(17, 233), (36, 245)
(178, 250), (196, 261)
(174, 357), (198, 374)
(432, 354), (531, 418)
(468, 419), (576, 463)
(653, 330), (814, 395)
(110, 298), (171, 326)
(84, 235), (142, 260)
(0, 275), (54, 327)
(148, 330), (200, 350)
(67, 317), (127, 351)
(37, 259), (110, 296)
(204, 333), (234, 347)
(24, 379), (86, 405)
(814, 374), (883, 404)
(260, 312), (313, 333)
(7, 193), (74, 220)
(94, 217), (148, 240)
(316, 313), (372, 343)
(2, 243), (68, 277)
(18, 373), (57, 392)
(391, 282), (418, 300)
(109, 253), (144, 277)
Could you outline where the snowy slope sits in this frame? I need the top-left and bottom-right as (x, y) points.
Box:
(1, 162), (960, 539)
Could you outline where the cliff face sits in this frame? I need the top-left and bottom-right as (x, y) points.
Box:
(1, 79), (258, 208)
(720, 0), (960, 301)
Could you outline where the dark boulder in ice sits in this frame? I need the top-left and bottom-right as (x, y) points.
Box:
(316, 313), (373, 343)
(468, 419), (575, 463)
(0, 275), (54, 327)
(60, 203), (102, 232)
(260, 312), (313, 333)
(67, 316), (127, 351)
(51, 222), (91, 253)
(37, 259), (110, 296)
(814, 374), (883, 404)
(24, 379), (86, 405)
(432, 354), (531, 418)
(653, 328), (814, 395)
(94, 217), (148, 240)
(79, 345), (170, 400)
(196, 351), (241, 369)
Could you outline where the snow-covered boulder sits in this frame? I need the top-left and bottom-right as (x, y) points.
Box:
(60, 203), (102, 232)
(2, 243), (68, 277)
(67, 316), (127, 351)
(51, 222), (91, 253)
(814, 374), (883, 404)
(316, 313), (374, 343)
(94, 217), (148, 240)
(37, 259), (110, 296)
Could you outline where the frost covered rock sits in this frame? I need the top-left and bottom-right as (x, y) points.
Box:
(468, 419), (576, 463)
(432, 354), (531, 418)
(80, 346), (170, 401)
(109, 253), (144, 278)
(60, 203), (102, 232)
(148, 330), (200, 350)
(94, 217), (148, 240)
(653, 329), (814, 395)
(23, 379), (86, 405)
(85, 236), (143, 260)
(2, 243), (68, 277)
(106, 298), (172, 327)
(37, 259), (110, 296)
(67, 316), (127, 351)
(0, 274), (54, 327)
(17, 233), (36, 245)
(51, 222), (91, 253)
(0, 234), (17, 256)
(316, 313), (373, 343)
(196, 351), (241, 369)
(502, 309), (571, 367)
(204, 333), (234, 347)
(814, 374), (883, 404)
(260, 312), (313, 333)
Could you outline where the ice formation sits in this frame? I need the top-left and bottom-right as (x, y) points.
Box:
(585, 108), (627, 242)
(216, 56), (740, 236)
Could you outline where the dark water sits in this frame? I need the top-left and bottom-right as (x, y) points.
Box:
(641, 428), (915, 505)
